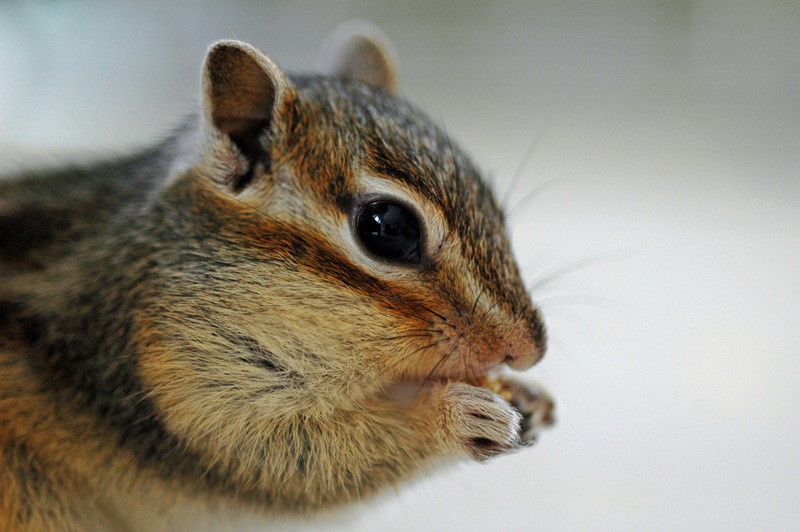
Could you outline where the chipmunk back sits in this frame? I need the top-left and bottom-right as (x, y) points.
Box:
(0, 23), (553, 530)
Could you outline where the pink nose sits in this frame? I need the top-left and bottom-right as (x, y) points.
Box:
(504, 345), (544, 370)
(502, 322), (546, 370)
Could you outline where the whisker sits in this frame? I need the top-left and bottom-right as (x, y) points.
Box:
(384, 333), (432, 341)
(471, 288), (485, 315)
(526, 251), (632, 293)
(537, 294), (629, 313)
(384, 329), (444, 342)
(501, 124), (552, 209)
(550, 337), (582, 371)
(440, 118), (462, 185)
(415, 301), (457, 328)
(406, 315), (436, 327)
(481, 300), (502, 320)
(507, 171), (576, 223)
(396, 337), (448, 364)
(383, 294), (449, 324)
(386, 340), (445, 374)
(217, 188), (274, 220)
(417, 345), (457, 396)
(375, 295), (451, 327)
(417, 303), (450, 324)
(409, 304), (456, 329)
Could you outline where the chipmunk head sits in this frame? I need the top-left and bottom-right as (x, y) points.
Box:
(138, 22), (545, 458)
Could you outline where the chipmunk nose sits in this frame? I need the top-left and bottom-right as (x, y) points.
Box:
(502, 310), (547, 370)
(504, 343), (544, 370)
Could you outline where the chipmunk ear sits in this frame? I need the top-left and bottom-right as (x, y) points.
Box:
(202, 40), (289, 187)
(317, 20), (399, 93)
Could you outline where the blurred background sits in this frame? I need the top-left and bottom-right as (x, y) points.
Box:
(1, 1), (799, 530)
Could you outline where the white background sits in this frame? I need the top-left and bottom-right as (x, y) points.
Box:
(2, 2), (798, 530)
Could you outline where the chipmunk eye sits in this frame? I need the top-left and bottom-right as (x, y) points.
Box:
(356, 201), (421, 264)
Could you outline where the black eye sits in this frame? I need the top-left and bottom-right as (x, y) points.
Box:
(356, 201), (421, 263)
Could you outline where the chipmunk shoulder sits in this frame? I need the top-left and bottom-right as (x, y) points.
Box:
(0, 22), (553, 530)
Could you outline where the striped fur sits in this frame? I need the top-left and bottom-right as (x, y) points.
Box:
(0, 28), (551, 530)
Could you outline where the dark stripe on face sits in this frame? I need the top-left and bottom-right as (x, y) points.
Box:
(243, 217), (408, 304)
(176, 176), (428, 323)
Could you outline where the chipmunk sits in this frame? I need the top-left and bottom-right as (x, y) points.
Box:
(0, 22), (554, 530)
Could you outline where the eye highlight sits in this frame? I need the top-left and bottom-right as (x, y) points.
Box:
(356, 201), (421, 264)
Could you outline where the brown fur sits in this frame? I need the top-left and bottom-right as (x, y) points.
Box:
(0, 24), (553, 530)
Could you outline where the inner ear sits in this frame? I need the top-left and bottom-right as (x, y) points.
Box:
(203, 41), (288, 189)
(317, 20), (399, 93)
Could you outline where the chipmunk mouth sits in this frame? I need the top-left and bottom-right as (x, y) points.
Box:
(383, 367), (511, 405)
(468, 372), (514, 401)
(443, 356), (512, 385)
(411, 360), (509, 389)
